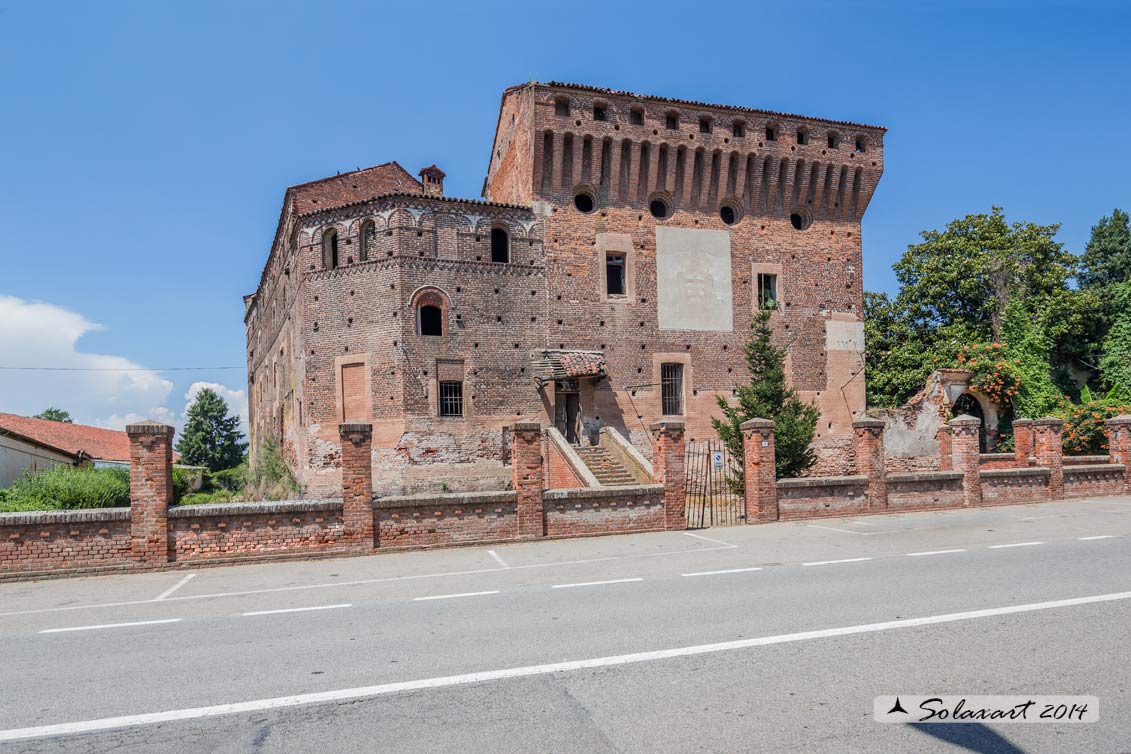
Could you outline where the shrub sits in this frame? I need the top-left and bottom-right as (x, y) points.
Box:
(243, 438), (302, 501)
(0, 466), (130, 512)
(1060, 400), (1131, 456)
(953, 343), (1022, 407)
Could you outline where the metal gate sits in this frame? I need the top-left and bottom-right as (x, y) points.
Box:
(684, 440), (745, 528)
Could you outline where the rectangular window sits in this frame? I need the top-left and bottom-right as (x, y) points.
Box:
(765, 126), (776, 141)
(630, 109), (644, 126)
(555, 99), (569, 117)
(606, 253), (626, 296)
(665, 113), (678, 130)
(732, 122), (745, 138)
(438, 381), (464, 417)
(699, 118), (711, 134)
(593, 105), (607, 122)
(661, 363), (684, 416)
(757, 273), (778, 309)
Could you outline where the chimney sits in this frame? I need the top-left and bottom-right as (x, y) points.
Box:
(418, 164), (445, 197)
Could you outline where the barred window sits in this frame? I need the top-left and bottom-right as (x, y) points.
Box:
(661, 363), (683, 416)
(757, 273), (778, 309)
(360, 220), (377, 261)
(439, 381), (463, 417)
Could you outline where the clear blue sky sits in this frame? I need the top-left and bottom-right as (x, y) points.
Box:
(1, 0), (1128, 428)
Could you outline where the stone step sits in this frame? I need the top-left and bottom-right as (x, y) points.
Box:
(573, 445), (638, 486)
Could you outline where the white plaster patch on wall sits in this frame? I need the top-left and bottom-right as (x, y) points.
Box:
(826, 319), (865, 352)
(655, 227), (733, 332)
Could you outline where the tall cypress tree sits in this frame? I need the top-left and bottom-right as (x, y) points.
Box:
(1079, 209), (1131, 290)
(175, 388), (247, 472)
(712, 307), (819, 479)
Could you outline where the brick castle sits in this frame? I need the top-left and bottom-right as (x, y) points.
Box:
(244, 81), (885, 496)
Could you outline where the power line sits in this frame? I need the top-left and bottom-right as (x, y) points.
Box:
(0, 366), (244, 372)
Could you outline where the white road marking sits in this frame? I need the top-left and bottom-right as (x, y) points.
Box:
(801, 557), (872, 567)
(682, 531), (738, 547)
(487, 550), (509, 568)
(804, 523), (868, 535)
(10, 589), (1131, 741)
(1078, 535), (1114, 541)
(988, 541), (1044, 549)
(681, 567), (763, 577)
(849, 520), (877, 526)
(39, 619), (181, 635)
(413, 591), (500, 602)
(241, 604), (352, 617)
(154, 573), (195, 601)
(905, 549), (966, 557)
(552, 578), (643, 589)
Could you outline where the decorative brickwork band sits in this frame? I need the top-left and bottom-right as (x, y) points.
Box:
(937, 424), (953, 471)
(339, 423), (374, 548)
(949, 415), (982, 507)
(741, 419), (778, 523)
(511, 421), (545, 538)
(1032, 417), (1065, 499)
(649, 420), (687, 530)
(1104, 415), (1131, 494)
(1012, 419), (1033, 469)
(126, 421), (174, 564)
(853, 419), (887, 509)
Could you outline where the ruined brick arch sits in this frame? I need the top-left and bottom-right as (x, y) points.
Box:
(410, 286), (450, 337)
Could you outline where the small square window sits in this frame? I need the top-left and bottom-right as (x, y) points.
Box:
(827, 133), (839, 149)
(439, 381), (463, 417)
(594, 105), (607, 122)
(661, 363), (684, 416)
(757, 273), (778, 309)
(797, 130), (808, 145)
(555, 99), (569, 117)
(630, 108), (644, 126)
(699, 118), (712, 134)
(732, 122), (745, 138)
(765, 126), (777, 141)
(606, 254), (626, 296)
(665, 113), (679, 130)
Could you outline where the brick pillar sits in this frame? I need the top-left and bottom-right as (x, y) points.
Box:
(511, 421), (545, 538)
(1105, 415), (1131, 493)
(949, 415), (982, 507)
(741, 419), (778, 523)
(937, 424), (952, 471)
(1032, 417), (1065, 500)
(339, 423), (374, 548)
(650, 420), (687, 530)
(853, 419), (887, 509)
(1013, 418), (1033, 469)
(126, 421), (174, 565)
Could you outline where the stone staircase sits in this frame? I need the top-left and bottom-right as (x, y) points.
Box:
(573, 445), (638, 487)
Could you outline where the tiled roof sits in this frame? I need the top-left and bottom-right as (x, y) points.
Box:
(288, 161), (422, 215)
(530, 350), (608, 385)
(297, 191), (531, 218)
(0, 413), (132, 462)
(529, 81), (886, 132)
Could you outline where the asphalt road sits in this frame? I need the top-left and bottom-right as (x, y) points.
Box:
(3, 495), (1131, 753)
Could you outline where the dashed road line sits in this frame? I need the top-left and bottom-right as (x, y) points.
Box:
(552, 578), (643, 590)
(242, 604), (352, 617)
(40, 619), (182, 635)
(905, 549), (966, 557)
(154, 573), (195, 601)
(11, 590), (1131, 741)
(988, 542), (1044, 549)
(681, 567), (763, 578)
(802, 557), (873, 567)
(413, 591), (500, 602)
(1078, 535), (1114, 541)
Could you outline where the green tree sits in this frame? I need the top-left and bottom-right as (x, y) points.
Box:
(34, 407), (72, 423)
(865, 207), (1075, 407)
(712, 307), (819, 478)
(1079, 208), (1131, 289)
(175, 388), (247, 472)
(1100, 283), (1131, 397)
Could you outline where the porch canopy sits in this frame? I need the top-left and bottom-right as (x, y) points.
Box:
(529, 349), (608, 387)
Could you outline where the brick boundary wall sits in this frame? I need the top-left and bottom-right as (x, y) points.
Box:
(3, 416), (1130, 581)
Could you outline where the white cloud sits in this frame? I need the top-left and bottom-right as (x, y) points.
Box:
(0, 296), (174, 428)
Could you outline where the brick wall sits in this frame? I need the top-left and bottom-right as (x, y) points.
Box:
(885, 472), (964, 511)
(776, 476), (869, 520)
(375, 491), (519, 548)
(1063, 465), (1126, 499)
(544, 485), (665, 538)
(980, 468), (1051, 505)
(545, 436), (586, 489)
(0, 509), (131, 577)
(168, 501), (346, 562)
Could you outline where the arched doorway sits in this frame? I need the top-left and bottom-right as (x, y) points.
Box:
(952, 393), (988, 452)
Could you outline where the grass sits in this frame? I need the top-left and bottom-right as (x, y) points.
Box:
(0, 466), (131, 512)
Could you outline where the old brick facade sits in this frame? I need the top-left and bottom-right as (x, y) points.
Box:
(245, 82), (885, 495)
